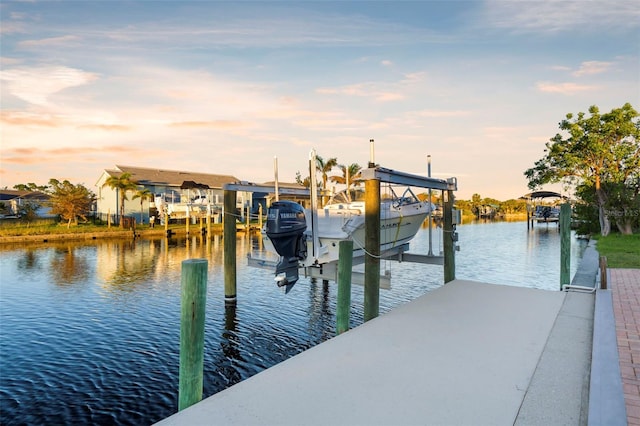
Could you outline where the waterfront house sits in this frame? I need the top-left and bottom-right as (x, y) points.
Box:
(0, 190), (52, 218)
(95, 165), (247, 225)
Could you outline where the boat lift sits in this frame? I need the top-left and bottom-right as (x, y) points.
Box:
(222, 165), (459, 299)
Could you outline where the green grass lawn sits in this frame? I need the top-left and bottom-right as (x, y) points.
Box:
(594, 233), (640, 268)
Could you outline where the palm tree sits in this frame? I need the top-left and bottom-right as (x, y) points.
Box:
(132, 188), (153, 224)
(315, 155), (337, 206)
(315, 155), (338, 191)
(103, 172), (138, 227)
(329, 163), (363, 188)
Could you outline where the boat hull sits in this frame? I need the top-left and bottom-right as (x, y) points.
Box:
(262, 201), (430, 267)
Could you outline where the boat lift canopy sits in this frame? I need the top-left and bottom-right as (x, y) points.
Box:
(224, 167), (457, 194)
(361, 167), (457, 191)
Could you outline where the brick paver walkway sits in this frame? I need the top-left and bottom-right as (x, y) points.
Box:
(612, 268), (640, 425)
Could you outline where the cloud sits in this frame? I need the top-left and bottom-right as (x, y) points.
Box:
(536, 81), (597, 95)
(76, 124), (132, 131)
(572, 61), (612, 77)
(482, 0), (640, 33)
(0, 111), (62, 127)
(316, 82), (405, 102)
(0, 65), (98, 106)
(18, 35), (81, 48)
(414, 109), (470, 118)
(168, 120), (248, 129)
(1, 145), (143, 165)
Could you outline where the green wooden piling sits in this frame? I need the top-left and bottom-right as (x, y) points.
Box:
(336, 240), (353, 334)
(223, 190), (237, 302)
(443, 188), (456, 283)
(560, 203), (571, 288)
(364, 178), (380, 322)
(178, 259), (208, 411)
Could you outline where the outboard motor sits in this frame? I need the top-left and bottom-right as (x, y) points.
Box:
(265, 201), (307, 290)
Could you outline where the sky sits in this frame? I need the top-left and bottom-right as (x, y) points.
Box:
(1, 1), (638, 201)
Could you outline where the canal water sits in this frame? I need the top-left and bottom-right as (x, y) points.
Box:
(0, 221), (586, 425)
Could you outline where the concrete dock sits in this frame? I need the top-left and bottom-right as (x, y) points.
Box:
(157, 242), (634, 425)
(158, 281), (595, 425)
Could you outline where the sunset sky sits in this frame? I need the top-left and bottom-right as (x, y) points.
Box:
(1, 1), (638, 200)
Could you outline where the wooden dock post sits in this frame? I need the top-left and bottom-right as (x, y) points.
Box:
(178, 259), (208, 411)
(364, 177), (380, 322)
(336, 240), (353, 334)
(599, 256), (608, 289)
(223, 190), (237, 303)
(560, 203), (571, 288)
(443, 187), (456, 283)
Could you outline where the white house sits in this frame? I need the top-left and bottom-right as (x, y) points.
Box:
(95, 165), (249, 225)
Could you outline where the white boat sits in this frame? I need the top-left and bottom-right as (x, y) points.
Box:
(263, 186), (433, 287)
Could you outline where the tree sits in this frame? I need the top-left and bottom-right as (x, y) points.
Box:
(18, 201), (41, 227)
(525, 103), (639, 235)
(315, 155), (338, 191)
(132, 188), (153, 224)
(329, 163), (363, 188)
(295, 171), (311, 188)
(102, 172), (138, 227)
(48, 179), (96, 228)
(13, 182), (50, 192)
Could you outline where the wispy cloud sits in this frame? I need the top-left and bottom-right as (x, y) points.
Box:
(572, 61), (613, 77)
(0, 65), (98, 106)
(18, 35), (81, 48)
(168, 120), (248, 129)
(1, 145), (143, 165)
(536, 81), (598, 95)
(482, 0), (640, 33)
(414, 109), (470, 118)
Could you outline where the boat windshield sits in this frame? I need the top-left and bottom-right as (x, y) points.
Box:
(327, 186), (421, 205)
(328, 188), (366, 204)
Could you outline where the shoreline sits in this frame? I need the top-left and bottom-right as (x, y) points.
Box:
(0, 226), (234, 245)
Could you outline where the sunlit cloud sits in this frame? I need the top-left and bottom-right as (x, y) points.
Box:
(536, 81), (597, 94)
(168, 120), (248, 129)
(572, 61), (612, 77)
(1, 145), (144, 165)
(317, 82), (405, 102)
(76, 124), (132, 131)
(0, 65), (98, 106)
(0, 111), (62, 127)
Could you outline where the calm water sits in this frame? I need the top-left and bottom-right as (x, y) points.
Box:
(0, 221), (586, 425)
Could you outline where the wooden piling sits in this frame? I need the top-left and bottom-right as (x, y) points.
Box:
(178, 259), (208, 411)
(599, 256), (608, 289)
(443, 188), (456, 283)
(364, 178), (380, 322)
(336, 240), (353, 334)
(223, 190), (237, 303)
(560, 203), (571, 288)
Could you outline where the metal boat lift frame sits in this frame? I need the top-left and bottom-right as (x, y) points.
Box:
(221, 166), (458, 314)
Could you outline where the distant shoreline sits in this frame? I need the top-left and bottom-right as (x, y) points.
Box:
(0, 225), (232, 245)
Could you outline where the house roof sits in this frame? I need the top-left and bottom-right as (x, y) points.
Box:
(106, 165), (240, 189)
(0, 190), (50, 201)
